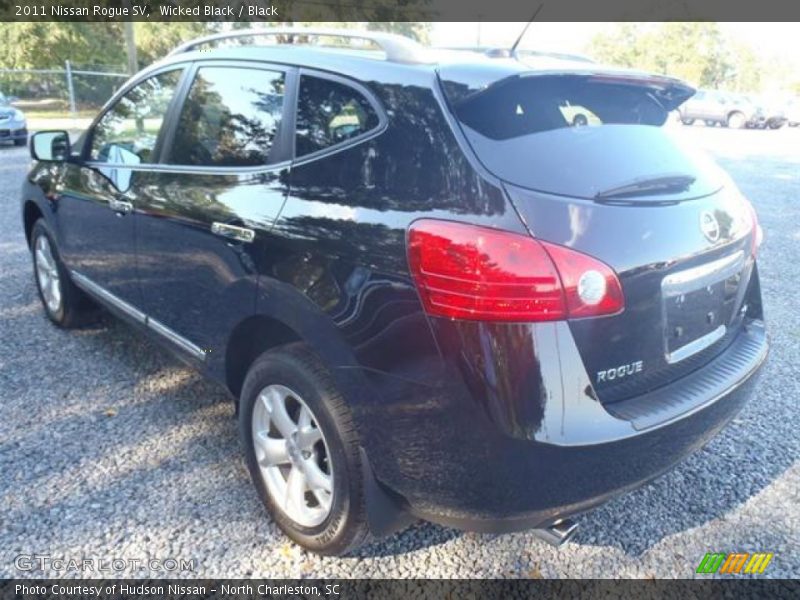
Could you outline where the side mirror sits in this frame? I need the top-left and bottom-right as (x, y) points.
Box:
(31, 131), (70, 162)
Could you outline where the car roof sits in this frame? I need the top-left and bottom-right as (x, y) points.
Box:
(151, 43), (676, 91)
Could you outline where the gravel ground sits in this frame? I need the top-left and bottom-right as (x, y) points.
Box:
(1, 126), (798, 579)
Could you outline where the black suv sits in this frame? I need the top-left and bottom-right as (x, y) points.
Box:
(22, 29), (767, 555)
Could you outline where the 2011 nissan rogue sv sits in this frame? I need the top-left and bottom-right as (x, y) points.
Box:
(21, 29), (768, 555)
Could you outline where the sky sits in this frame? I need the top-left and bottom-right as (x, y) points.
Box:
(431, 22), (800, 58)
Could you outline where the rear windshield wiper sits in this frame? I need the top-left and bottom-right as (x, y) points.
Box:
(595, 174), (696, 200)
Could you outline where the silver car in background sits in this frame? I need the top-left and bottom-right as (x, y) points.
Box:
(0, 92), (28, 146)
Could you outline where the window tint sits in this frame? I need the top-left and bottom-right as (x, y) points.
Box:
(170, 67), (285, 167)
(450, 74), (719, 200)
(90, 70), (182, 164)
(295, 76), (380, 157)
(455, 76), (669, 141)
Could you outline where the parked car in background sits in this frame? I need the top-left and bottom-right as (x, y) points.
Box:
(678, 89), (757, 128)
(0, 92), (28, 146)
(787, 98), (800, 127)
(21, 28), (767, 555)
(742, 94), (788, 129)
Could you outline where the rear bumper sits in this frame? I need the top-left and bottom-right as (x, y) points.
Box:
(348, 319), (767, 533)
(420, 344), (763, 532)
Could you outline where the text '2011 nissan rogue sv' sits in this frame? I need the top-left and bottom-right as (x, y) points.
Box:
(21, 29), (767, 555)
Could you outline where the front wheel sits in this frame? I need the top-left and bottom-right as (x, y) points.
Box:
(727, 111), (746, 129)
(239, 343), (370, 555)
(571, 114), (588, 127)
(30, 219), (94, 328)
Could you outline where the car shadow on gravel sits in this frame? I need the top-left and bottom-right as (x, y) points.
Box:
(570, 428), (796, 557)
(349, 522), (463, 558)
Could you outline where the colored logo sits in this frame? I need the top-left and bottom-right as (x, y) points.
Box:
(696, 552), (773, 574)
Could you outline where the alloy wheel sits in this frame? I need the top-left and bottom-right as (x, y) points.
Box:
(251, 384), (334, 527)
(34, 234), (62, 314)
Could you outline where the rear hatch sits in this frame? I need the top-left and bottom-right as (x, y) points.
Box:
(441, 68), (758, 402)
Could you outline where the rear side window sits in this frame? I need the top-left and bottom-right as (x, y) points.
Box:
(295, 75), (380, 158)
(170, 66), (285, 167)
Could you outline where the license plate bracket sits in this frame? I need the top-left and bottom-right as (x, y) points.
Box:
(661, 251), (745, 364)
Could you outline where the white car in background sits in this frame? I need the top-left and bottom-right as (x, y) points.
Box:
(0, 92), (28, 146)
(786, 98), (800, 127)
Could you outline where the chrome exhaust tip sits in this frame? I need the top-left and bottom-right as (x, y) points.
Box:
(533, 518), (578, 547)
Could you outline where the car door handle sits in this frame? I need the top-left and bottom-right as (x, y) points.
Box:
(211, 222), (255, 243)
(109, 197), (133, 215)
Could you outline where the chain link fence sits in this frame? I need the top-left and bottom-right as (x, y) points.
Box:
(0, 63), (129, 117)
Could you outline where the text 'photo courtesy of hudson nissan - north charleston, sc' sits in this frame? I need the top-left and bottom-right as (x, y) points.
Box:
(21, 28), (768, 555)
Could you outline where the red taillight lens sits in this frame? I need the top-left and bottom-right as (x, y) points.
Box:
(539, 241), (625, 319)
(407, 219), (624, 322)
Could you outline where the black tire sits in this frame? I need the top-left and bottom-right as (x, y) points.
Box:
(239, 342), (370, 555)
(572, 114), (588, 127)
(726, 111), (746, 129)
(30, 219), (94, 328)
(14, 137), (27, 147)
(681, 118), (695, 126)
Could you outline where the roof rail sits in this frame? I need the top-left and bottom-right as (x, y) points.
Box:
(169, 27), (433, 64)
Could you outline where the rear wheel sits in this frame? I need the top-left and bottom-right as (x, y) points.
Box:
(726, 111), (746, 129)
(30, 219), (93, 328)
(571, 114), (588, 127)
(239, 343), (370, 555)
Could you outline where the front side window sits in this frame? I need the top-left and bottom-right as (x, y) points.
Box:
(90, 70), (182, 164)
(170, 67), (285, 167)
(295, 75), (380, 157)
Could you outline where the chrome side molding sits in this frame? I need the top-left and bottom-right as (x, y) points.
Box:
(147, 316), (207, 361)
(71, 271), (147, 324)
(70, 270), (206, 362)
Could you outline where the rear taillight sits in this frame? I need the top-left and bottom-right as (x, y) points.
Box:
(407, 219), (624, 322)
(539, 240), (625, 319)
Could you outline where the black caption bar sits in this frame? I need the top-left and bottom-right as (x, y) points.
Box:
(4, 0), (800, 21)
(4, 579), (800, 600)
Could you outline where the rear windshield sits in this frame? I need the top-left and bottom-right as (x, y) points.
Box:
(451, 74), (721, 200)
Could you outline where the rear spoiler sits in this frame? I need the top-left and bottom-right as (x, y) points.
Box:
(439, 67), (696, 112)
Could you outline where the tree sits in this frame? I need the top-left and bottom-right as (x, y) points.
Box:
(587, 23), (758, 92)
(366, 22), (431, 44)
(134, 23), (219, 66)
(0, 23), (125, 69)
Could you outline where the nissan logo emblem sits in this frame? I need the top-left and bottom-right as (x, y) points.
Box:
(700, 211), (720, 242)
